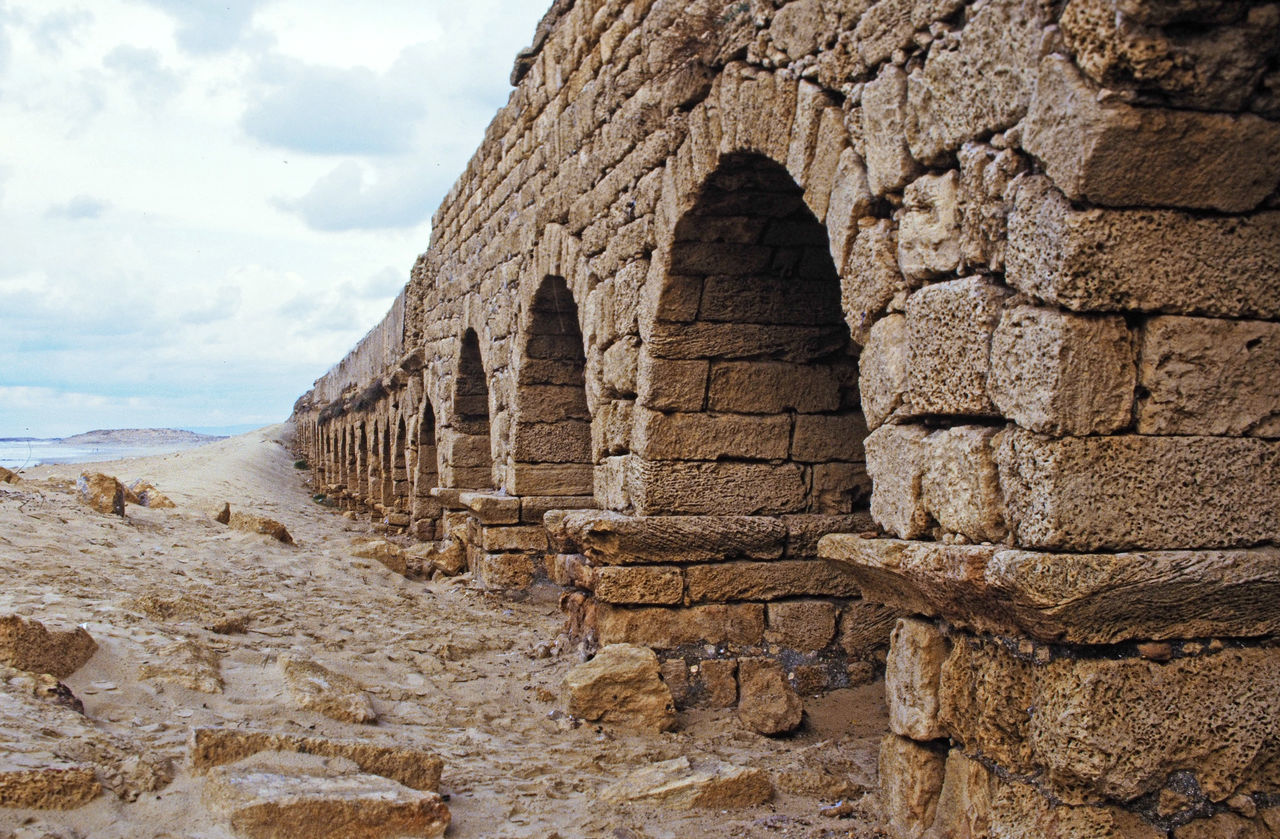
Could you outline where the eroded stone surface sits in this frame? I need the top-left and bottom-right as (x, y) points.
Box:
(0, 616), (97, 679)
(563, 643), (676, 731)
(600, 756), (773, 809)
(280, 655), (377, 724)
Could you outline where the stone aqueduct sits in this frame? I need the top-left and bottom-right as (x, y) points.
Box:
(291, 0), (1280, 835)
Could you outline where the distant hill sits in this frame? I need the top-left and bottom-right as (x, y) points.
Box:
(59, 428), (226, 445)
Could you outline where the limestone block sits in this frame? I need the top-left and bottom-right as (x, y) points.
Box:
(708, 361), (842, 414)
(766, 600), (838, 650)
(189, 728), (444, 791)
(885, 619), (948, 742)
(76, 472), (124, 516)
(1174, 810), (1280, 839)
(1023, 55), (1280, 212)
(839, 599), (902, 660)
(511, 419), (592, 463)
(791, 412), (867, 462)
(1060, 0), (1280, 112)
(563, 643), (676, 731)
(0, 466), (18, 484)
(596, 603), (766, 647)
(1007, 176), (1280, 319)
(931, 749), (1164, 839)
(957, 142), (1027, 272)
(879, 734), (946, 839)
(202, 753), (450, 839)
(906, 277), (1010, 416)
(811, 462), (873, 514)
(507, 462), (593, 496)
(859, 313), (909, 430)
(644, 322), (850, 364)
(782, 511), (877, 556)
(0, 763), (101, 810)
(0, 616), (97, 679)
(938, 637), (1280, 804)
(630, 459), (808, 516)
(594, 456), (632, 512)
(138, 639), (223, 694)
(737, 658), (803, 735)
(843, 219), (911, 346)
(1137, 316), (1280, 437)
(897, 171), (961, 282)
(601, 337), (638, 397)
(512, 384), (591, 424)
(826, 149), (874, 269)
(864, 423), (931, 539)
(552, 511), (787, 565)
(280, 655), (376, 724)
(989, 304), (1136, 436)
(458, 491), (519, 525)
(822, 535), (1280, 644)
(905, 0), (1045, 165)
(863, 65), (923, 197)
(698, 659), (739, 709)
(480, 524), (546, 553)
(633, 407), (791, 461)
(996, 429), (1280, 551)
(600, 756), (773, 809)
(921, 425), (1007, 544)
(475, 552), (536, 590)
(686, 559), (860, 602)
(593, 566), (684, 605)
(519, 493), (596, 525)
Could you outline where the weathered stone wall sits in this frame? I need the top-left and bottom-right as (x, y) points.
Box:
(293, 1), (1280, 834)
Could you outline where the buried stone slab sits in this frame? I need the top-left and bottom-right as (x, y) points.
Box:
(600, 756), (773, 809)
(0, 761), (102, 811)
(279, 655), (377, 724)
(820, 535), (1280, 644)
(202, 752), (449, 839)
(563, 643), (676, 732)
(0, 616), (97, 679)
(228, 512), (294, 545)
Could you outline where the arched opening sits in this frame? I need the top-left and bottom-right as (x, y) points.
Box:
(412, 397), (441, 539)
(392, 416), (409, 517)
(380, 420), (394, 512)
(356, 423), (369, 508)
(449, 328), (493, 489)
(368, 419), (384, 508)
(635, 152), (868, 515)
(511, 275), (592, 496)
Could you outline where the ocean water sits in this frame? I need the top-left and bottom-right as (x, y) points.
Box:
(0, 440), (212, 470)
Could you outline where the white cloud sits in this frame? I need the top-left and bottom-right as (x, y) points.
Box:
(271, 159), (449, 231)
(29, 7), (92, 56)
(45, 194), (110, 219)
(103, 44), (181, 105)
(134, 0), (269, 55)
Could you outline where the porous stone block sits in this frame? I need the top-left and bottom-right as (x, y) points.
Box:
(630, 459), (808, 516)
(593, 566), (684, 605)
(897, 171), (961, 282)
(189, 728), (443, 791)
(564, 643), (676, 732)
(906, 277), (1010, 416)
(1137, 316), (1280, 437)
(791, 412), (867, 463)
(596, 603), (766, 648)
(76, 472), (124, 516)
(279, 655), (376, 725)
(480, 524), (547, 553)
(957, 142), (1027, 272)
(862, 64), (922, 197)
(637, 356), (708, 412)
(550, 511), (787, 564)
(737, 657), (803, 736)
(864, 424), (931, 539)
(843, 219), (911, 346)
(921, 425), (1006, 544)
(633, 407), (791, 461)
(766, 600), (837, 650)
(938, 637), (1280, 804)
(822, 535), (1280, 644)
(707, 361), (842, 414)
(1007, 176), (1280, 319)
(905, 0), (1046, 165)
(989, 304), (1136, 436)
(475, 552), (536, 590)
(698, 659), (739, 709)
(644, 322), (849, 364)
(1023, 55), (1280, 212)
(859, 313), (909, 430)
(879, 734), (946, 839)
(0, 616), (97, 679)
(0, 763), (101, 810)
(839, 599), (901, 660)
(506, 462), (593, 496)
(886, 618), (949, 742)
(996, 429), (1280, 551)
(685, 560), (861, 602)
(600, 756), (773, 809)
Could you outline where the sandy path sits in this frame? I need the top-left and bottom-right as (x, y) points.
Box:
(0, 424), (887, 838)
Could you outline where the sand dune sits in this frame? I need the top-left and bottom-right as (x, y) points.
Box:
(0, 424), (886, 838)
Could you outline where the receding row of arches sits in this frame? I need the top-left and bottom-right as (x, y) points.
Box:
(310, 151), (870, 532)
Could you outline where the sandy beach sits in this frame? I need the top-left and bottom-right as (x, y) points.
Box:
(0, 423), (887, 838)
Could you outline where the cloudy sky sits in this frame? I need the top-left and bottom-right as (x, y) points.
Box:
(0, 0), (550, 438)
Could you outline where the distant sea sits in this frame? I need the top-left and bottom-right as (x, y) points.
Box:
(0, 439), (217, 470)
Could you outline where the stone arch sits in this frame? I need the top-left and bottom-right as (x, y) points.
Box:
(380, 418), (394, 514)
(633, 151), (868, 516)
(412, 394), (441, 539)
(448, 328), (493, 489)
(356, 422), (370, 508)
(391, 414), (410, 520)
(509, 275), (593, 497)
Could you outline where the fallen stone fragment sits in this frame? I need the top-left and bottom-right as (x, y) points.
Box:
(280, 655), (377, 724)
(138, 639), (223, 694)
(206, 615), (249, 635)
(737, 658), (803, 736)
(0, 466), (19, 484)
(0, 616), (97, 679)
(563, 643), (676, 732)
(352, 540), (408, 575)
(229, 512), (293, 545)
(0, 761), (102, 810)
(189, 728), (443, 791)
(600, 756), (773, 809)
(128, 480), (176, 509)
(202, 752), (449, 839)
(407, 541), (465, 576)
(213, 502), (231, 524)
(75, 472), (125, 517)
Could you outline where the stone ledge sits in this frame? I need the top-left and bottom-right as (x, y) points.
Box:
(819, 535), (1280, 644)
(549, 511), (788, 564)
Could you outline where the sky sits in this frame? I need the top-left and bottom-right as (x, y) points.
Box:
(0, 0), (551, 438)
